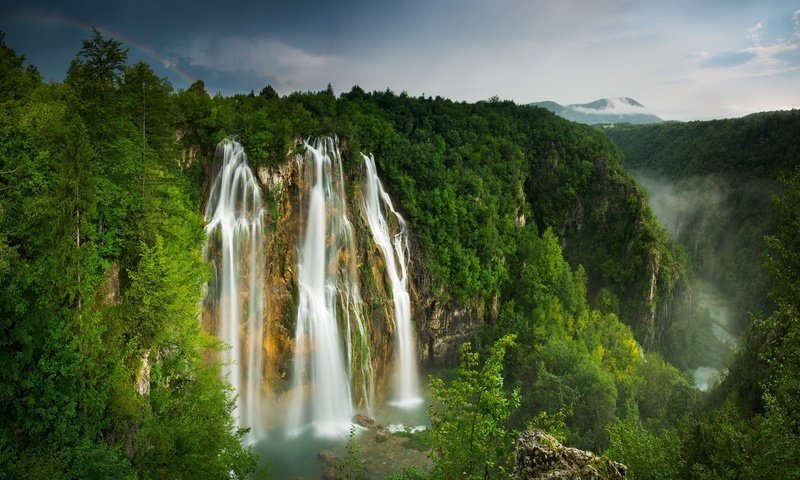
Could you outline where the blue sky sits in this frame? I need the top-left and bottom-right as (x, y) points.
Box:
(1, 0), (798, 120)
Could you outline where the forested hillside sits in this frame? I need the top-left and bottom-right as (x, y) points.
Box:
(606, 113), (800, 334)
(603, 114), (800, 478)
(2, 28), (799, 480)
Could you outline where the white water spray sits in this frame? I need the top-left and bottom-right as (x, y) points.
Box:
(204, 140), (265, 440)
(362, 154), (421, 407)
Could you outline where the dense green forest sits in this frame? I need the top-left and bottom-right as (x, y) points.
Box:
(1, 29), (799, 479)
(0, 31), (258, 478)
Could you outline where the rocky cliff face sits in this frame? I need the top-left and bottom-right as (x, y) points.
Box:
(407, 233), (480, 367)
(511, 430), (627, 480)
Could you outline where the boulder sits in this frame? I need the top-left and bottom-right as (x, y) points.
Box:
(510, 430), (626, 480)
(353, 413), (376, 428)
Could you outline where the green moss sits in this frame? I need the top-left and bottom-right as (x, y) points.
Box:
(394, 429), (431, 452)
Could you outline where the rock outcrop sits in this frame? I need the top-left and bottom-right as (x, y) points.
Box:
(510, 430), (627, 480)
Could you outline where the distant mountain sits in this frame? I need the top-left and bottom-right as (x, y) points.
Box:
(530, 97), (663, 124)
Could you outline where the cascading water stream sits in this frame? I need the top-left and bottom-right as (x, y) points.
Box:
(287, 136), (371, 438)
(362, 154), (421, 407)
(204, 140), (265, 441)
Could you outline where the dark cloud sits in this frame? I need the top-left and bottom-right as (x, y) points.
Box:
(1, 0), (799, 118)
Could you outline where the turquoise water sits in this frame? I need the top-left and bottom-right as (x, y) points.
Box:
(252, 393), (430, 479)
(253, 431), (339, 479)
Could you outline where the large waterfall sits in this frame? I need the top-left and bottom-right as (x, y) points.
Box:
(362, 154), (421, 407)
(204, 136), (421, 443)
(204, 140), (265, 440)
(287, 137), (370, 438)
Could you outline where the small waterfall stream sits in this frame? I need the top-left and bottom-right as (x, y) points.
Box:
(362, 154), (421, 407)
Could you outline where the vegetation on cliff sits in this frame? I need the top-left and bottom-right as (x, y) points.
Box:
(599, 167), (800, 479)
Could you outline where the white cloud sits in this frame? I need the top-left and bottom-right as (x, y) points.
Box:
(744, 21), (764, 44)
(570, 98), (653, 114)
(745, 41), (799, 69)
(697, 11), (800, 79)
(162, 1), (800, 121)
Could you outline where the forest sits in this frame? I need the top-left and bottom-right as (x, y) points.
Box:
(1, 29), (799, 479)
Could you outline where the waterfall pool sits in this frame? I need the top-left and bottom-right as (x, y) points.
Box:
(253, 388), (431, 479)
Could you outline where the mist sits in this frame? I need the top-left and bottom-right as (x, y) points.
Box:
(632, 172), (754, 389)
(635, 173), (731, 249)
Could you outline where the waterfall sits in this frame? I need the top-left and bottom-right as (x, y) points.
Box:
(362, 154), (421, 407)
(203, 136), (420, 444)
(287, 136), (372, 438)
(204, 140), (265, 440)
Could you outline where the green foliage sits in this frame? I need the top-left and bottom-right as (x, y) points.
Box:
(0, 32), (40, 101)
(605, 114), (799, 337)
(120, 61), (177, 157)
(8, 26), (800, 480)
(0, 32), (255, 478)
(527, 405), (571, 443)
(335, 426), (366, 480)
(760, 168), (800, 430)
(384, 467), (429, 480)
(604, 417), (683, 480)
(489, 222), (644, 451)
(671, 164), (800, 480)
(428, 335), (520, 480)
(207, 87), (682, 349)
(636, 353), (696, 426)
(67, 27), (128, 88)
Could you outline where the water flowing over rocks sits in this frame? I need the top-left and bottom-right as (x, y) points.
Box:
(203, 136), (445, 439)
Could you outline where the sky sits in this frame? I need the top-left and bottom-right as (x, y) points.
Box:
(1, 0), (799, 120)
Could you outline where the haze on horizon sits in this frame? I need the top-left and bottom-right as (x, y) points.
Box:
(1, 0), (798, 121)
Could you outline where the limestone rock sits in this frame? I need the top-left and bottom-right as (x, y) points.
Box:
(100, 261), (121, 306)
(135, 349), (150, 396)
(510, 430), (626, 480)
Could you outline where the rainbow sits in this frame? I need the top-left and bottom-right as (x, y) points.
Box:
(7, 12), (195, 86)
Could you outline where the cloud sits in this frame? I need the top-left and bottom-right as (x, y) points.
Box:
(746, 41), (800, 66)
(635, 173), (730, 242)
(699, 10), (800, 75)
(570, 97), (653, 114)
(745, 21), (764, 44)
(174, 35), (336, 90)
(703, 50), (758, 68)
